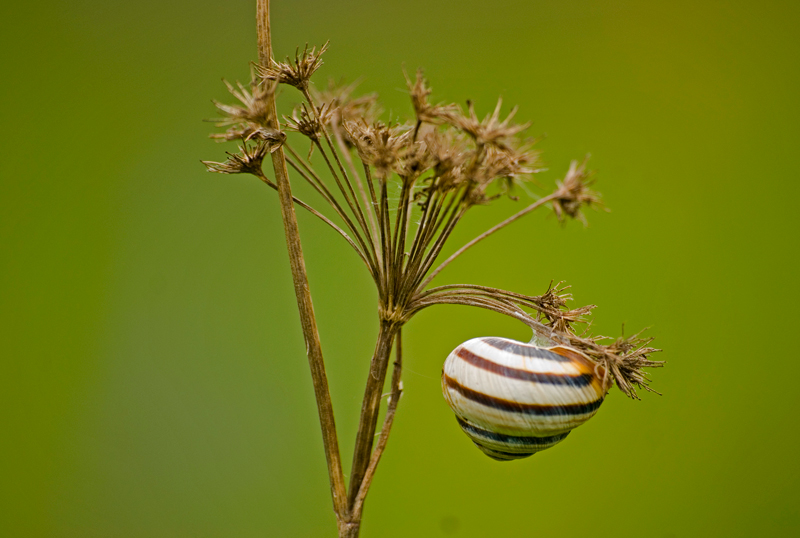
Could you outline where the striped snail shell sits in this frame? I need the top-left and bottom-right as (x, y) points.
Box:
(442, 336), (608, 461)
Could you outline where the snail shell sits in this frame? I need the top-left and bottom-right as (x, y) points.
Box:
(442, 336), (608, 461)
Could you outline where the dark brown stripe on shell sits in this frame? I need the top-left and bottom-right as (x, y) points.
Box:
(478, 447), (531, 461)
(456, 416), (570, 447)
(455, 347), (594, 387)
(481, 338), (571, 361)
(444, 375), (603, 416)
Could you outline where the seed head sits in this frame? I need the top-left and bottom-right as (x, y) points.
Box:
(551, 158), (603, 224)
(255, 42), (329, 91)
(201, 139), (280, 176)
(210, 77), (276, 141)
(452, 99), (530, 150)
(412, 129), (470, 199)
(405, 69), (459, 125)
(284, 102), (330, 141)
(568, 329), (663, 399)
(344, 120), (413, 176)
(311, 79), (382, 148)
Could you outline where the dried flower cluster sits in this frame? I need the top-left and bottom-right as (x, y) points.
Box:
(204, 46), (661, 397)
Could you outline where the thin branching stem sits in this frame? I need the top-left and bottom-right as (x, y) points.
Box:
(408, 293), (532, 322)
(403, 187), (437, 272)
(362, 164), (380, 221)
(351, 328), (403, 520)
(313, 139), (375, 249)
(411, 202), (467, 292)
(420, 192), (559, 288)
(283, 149), (379, 279)
(329, 121), (380, 240)
(301, 88), (359, 191)
(301, 87), (379, 257)
(283, 147), (363, 236)
(378, 175), (393, 297)
(347, 321), (401, 508)
(254, 170), (373, 271)
(391, 180), (414, 282)
(284, 144), (362, 236)
(417, 283), (544, 302)
(401, 191), (467, 303)
(405, 187), (449, 277)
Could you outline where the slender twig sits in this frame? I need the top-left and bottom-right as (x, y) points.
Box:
(284, 143), (371, 251)
(420, 192), (558, 288)
(400, 190), (467, 304)
(363, 164), (380, 217)
(254, 170), (372, 271)
(283, 147), (380, 280)
(312, 139), (375, 246)
(410, 201), (467, 292)
(346, 321), (400, 507)
(352, 328), (404, 519)
(330, 121), (380, 241)
(363, 164), (384, 281)
(256, 0), (348, 521)
(391, 180), (413, 279)
(299, 87), (380, 262)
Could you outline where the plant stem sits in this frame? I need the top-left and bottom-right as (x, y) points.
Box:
(419, 192), (558, 289)
(256, 0), (348, 523)
(352, 329), (403, 520)
(347, 320), (400, 507)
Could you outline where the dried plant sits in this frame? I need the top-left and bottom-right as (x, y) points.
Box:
(202, 2), (662, 536)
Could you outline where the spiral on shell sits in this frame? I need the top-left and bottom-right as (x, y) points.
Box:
(442, 336), (609, 461)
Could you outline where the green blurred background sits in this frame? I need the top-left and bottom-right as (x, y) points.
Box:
(2, 0), (799, 536)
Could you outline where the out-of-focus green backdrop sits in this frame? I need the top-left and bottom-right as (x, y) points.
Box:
(2, 0), (799, 536)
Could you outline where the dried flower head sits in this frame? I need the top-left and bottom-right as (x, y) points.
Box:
(452, 99), (530, 150)
(468, 146), (538, 201)
(343, 120), (412, 175)
(566, 329), (663, 399)
(283, 102), (334, 159)
(205, 55), (661, 403)
(310, 79), (382, 150)
(256, 42), (329, 91)
(405, 69), (460, 126)
(201, 139), (279, 175)
(211, 78), (276, 141)
(533, 281), (594, 332)
(412, 129), (470, 198)
(551, 158), (603, 224)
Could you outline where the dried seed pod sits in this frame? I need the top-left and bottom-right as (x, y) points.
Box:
(442, 336), (609, 461)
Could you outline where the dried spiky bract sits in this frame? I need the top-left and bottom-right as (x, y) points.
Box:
(256, 42), (329, 91)
(344, 120), (412, 176)
(313, 80), (382, 129)
(406, 69), (459, 125)
(202, 140), (277, 175)
(551, 158), (603, 224)
(453, 99), (530, 150)
(568, 330), (663, 399)
(211, 77), (277, 141)
(284, 103), (324, 141)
